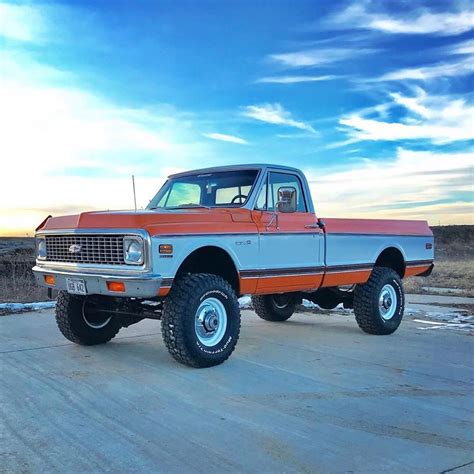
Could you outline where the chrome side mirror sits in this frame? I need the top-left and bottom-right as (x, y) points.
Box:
(266, 186), (298, 230)
(277, 186), (297, 213)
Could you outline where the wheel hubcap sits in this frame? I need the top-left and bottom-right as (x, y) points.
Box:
(195, 298), (227, 347)
(82, 299), (112, 329)
(378, 284), (397, 320)
(272, 294), (291, 309)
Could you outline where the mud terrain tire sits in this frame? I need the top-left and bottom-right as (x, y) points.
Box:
(55, 291), (121, 345)
(354, 267), (405, 335)
(251, 294), (299, 322)
(161, 274), (241, 368)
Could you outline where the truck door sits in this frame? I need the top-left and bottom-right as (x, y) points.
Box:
(251, 170), (324, 294)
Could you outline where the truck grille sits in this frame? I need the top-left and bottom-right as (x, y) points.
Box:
(45, 235), (126, 265)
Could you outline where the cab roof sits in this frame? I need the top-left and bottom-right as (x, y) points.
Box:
(169, 163), (302, 178)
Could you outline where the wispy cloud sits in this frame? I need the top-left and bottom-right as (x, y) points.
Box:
(256, 75), (337, 84)
(378, 39), (474, 81)
(307, 148), (473, 224)
(268, 47), (375, 68)
(340, 88), (474, 144)
(0, 2), (47, 42)
(379, 57), (473, 81)
(328, 2), (474, 36)
(242, 103), (316, 133)
(203, 132), (248, 145)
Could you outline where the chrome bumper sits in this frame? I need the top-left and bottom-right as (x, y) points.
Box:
(33, 266), (163, 298)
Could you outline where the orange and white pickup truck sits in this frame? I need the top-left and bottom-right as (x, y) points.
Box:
(33, 164), (434, 367)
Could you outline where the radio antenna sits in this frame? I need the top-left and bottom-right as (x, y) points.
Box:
(132, 175), (137, 212)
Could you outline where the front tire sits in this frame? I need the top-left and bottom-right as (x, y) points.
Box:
(354, 267), (404, 335)
(161, 274), (241, 368)
(55, 291), (121, 345)
(251, 294), (299, 322)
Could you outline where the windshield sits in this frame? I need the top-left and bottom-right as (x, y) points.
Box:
(147, 170), (260, 209)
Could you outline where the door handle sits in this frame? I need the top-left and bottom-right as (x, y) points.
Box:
(305, 223), (320, 229)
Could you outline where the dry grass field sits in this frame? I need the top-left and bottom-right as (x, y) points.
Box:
(0, 226), (472, 303)
(404, 225), (473, 297)
(0, 238), (49, 303)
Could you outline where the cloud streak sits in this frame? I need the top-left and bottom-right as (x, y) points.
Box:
(307, 148), (473, 224)
(242, 103), (316, 133)
(268, 47), (375, 68)
(378, 39), (474, 81)
(203, 132), (248, 144)
(329, 3), (474, 36)
(256, 75), (337, 84)
(340, 89), (474, 144)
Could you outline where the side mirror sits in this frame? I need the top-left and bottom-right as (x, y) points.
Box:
(277, 186), (297, 213)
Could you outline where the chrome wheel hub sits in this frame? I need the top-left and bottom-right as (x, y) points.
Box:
(82, 299), (112, 329)
(195, 297), (227, 347)
(378, 284), (397, 320)
(273, 294), (291, 309)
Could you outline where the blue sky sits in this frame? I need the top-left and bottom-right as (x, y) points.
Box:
(0, 0), (473, 235)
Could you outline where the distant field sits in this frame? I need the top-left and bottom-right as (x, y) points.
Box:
(0, 238), (48, 303)
(0, 226), (472, 303)
(405, 225), (473, 297)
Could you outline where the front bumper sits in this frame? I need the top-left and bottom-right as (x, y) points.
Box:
(33, 266), (163, 298)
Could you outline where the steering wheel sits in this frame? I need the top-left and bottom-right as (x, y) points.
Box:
(231, 194), (247, 204)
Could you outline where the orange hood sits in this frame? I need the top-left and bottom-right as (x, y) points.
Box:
(37, 208), (257, 236)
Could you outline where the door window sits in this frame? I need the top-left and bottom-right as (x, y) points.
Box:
(267, 172), (306, 212)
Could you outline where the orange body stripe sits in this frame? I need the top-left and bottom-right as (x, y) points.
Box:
(404, 265), (431, 278)
(239, 277), (258, 294)
(321, 270), (372, 287)
(254, 274), (324, 294)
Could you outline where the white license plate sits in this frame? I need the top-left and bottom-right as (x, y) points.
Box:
(66, 278), (87, 295)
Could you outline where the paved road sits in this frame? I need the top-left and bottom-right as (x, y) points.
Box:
(1, 309), (473, 473)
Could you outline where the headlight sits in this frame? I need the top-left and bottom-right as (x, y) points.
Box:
(36, 237), (46, 260)
(123, 237), (144, 265)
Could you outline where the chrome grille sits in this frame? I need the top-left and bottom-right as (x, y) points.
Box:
(45, 235), (126, 265)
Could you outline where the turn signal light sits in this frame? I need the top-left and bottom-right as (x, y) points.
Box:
(44, 275), (55, 285)
(159, 244), (173, 254)
(107, 281), (125, 292)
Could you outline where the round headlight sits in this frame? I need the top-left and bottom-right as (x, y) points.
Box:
(124, 239), (143, 264)
(37, 238), (46, 259)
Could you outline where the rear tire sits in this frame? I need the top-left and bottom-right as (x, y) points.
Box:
(309, 288), (341, 310)
(251, 294), (299, 322)
(354, 267), (404, 335)
(161, 274), (241, 368)
(55, 291), (121, 345)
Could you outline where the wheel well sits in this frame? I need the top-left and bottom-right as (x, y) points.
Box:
(176, 246), (240, 294)
(374, 247), (405, 277)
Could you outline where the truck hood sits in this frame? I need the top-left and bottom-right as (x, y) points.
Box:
(37, 208), (256, 236)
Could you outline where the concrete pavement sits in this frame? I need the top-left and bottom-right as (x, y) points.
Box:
(1, 308), (473, 473)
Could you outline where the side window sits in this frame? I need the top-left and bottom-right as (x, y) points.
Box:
(268, 172), (306, 212)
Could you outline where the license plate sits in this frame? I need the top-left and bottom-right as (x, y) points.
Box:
(66, 278), (87, 295)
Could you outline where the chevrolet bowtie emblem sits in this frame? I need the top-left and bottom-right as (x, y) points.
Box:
(68, 244), (82, 253)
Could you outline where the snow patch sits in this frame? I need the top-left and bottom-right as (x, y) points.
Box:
(239, 296), (252, 309)
(0, 301), (55, 314)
